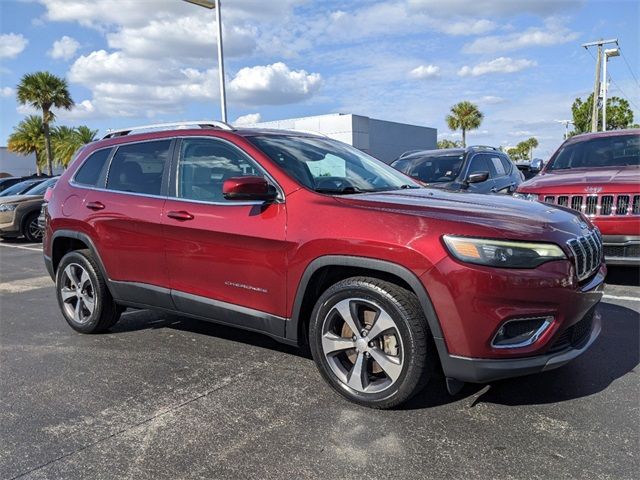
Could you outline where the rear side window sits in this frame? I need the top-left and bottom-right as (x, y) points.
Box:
(74, 148), (111, 187)
(106, 140), (171, 195)
(500, 156), (513, 175)
(489, 156), (506, 176)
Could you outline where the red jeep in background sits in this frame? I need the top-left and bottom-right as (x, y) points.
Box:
(516, 129), (640, 266)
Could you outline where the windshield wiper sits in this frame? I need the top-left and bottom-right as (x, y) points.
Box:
(314, 186), (364, 195)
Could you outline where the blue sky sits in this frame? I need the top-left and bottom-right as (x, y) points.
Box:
(1, 0), (638, 158)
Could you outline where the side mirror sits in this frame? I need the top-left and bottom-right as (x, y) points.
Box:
(222, 176), (277, 202)
(465, 171), (489, 185)
(530, 158), (543, 173)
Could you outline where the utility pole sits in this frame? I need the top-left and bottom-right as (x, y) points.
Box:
(582, 39), (617, 132)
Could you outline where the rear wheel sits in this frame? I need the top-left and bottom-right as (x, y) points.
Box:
(309, 277), (433, 409)
(56, 249), (122, 333)
(22, 212), (42, 242)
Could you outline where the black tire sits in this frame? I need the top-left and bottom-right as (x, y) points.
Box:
(22, 212), (42, 243)
(309, 277), (433, 409)
(55, 249), (122, 333)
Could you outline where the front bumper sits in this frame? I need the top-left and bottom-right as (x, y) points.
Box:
(437, 308), (601, 383)
(602, 235), (640, 266)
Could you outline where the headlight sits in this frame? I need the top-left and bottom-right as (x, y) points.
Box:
(0, 203), (18, 212)
(442, 235), (566, 268)
(512, 192), (538, 201)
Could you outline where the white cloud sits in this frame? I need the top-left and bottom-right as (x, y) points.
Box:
(409, 65), (440, 79)
(228, 62), (322, 105)
(1, 87), (14, 98)
(0, 33), (28, 59)
(477, 95), (507, 105)
(107, 17), (257, 61)
(463, 22), (580, 53)
(234, 113), (262, 125)
(439, 19), (496, 36)
(407, 0), (583, 17)
(48, 36), (80, 60)
(458, 57), (537, 76)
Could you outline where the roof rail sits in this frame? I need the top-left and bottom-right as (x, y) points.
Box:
(102, 120), (234, 139)
(468, 145), (499, 151)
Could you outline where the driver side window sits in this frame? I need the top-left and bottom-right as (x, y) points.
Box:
(467, 154), (493, 178)
(177, 138), (263, 203)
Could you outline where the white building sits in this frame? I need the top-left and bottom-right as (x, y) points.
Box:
(246, 113), (437, 164)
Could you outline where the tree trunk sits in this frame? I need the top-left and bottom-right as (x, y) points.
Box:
(43, 110), (54, 176)
(462, 128), (466, 148)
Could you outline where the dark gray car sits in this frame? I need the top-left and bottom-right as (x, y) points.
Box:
(391, 146), (523, 194)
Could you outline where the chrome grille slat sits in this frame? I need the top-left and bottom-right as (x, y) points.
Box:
(542, 193), (639, 217)
(567, 230), (603, 281)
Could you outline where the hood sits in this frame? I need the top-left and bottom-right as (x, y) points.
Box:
(0, 194), (42, 205)
(335, 188), (588, 240)
(519, 166), (640, 194)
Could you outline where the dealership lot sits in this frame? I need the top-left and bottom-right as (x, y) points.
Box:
(0, 240), (638, 480)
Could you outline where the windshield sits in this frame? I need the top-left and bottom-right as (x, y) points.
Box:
(548, 133), (639, 170)
(247, 135), (419, 194)
(391, 154), (464, 183)
(0, 179), (41, 197)
(24, 177), (57, 195)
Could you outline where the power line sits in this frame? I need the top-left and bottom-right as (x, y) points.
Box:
(618, 47), (640, 87)
(607, 73), (640, 111)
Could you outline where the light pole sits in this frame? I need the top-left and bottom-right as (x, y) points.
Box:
(182, 0), (228, 123)
(602, 47), (620, 131)
(555, 120), (574, 140)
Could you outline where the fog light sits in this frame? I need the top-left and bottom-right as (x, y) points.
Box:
(491, 316), (553, 349)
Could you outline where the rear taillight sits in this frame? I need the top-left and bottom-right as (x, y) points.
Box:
(43, 187), (53, 202)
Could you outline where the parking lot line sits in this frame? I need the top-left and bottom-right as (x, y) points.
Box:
(603, 294), (639, 302)
(0, 242), (43, 252)
(0, 275), (52, 294)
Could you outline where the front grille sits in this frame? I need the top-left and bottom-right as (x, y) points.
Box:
(542, 193), (640, 217)
(603, 244), (640, 259)
(567, 230), (603, 281)
(548, 309), (594, 354)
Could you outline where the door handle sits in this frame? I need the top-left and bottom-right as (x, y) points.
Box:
(167, 210), (194, 221)
(86, 201), (105, 211)
(490, 187), (498, 193)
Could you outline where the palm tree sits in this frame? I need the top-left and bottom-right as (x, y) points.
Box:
(7, 115), (46, 175)
(445, 101), (483, 148)
(53, 125), (98, 167)
(526, 137), (539, 160)
(16, 71), (74, 176)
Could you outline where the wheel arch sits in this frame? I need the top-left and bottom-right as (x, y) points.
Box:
(50, 230), (112, 295)
(287, 255), (446, 352)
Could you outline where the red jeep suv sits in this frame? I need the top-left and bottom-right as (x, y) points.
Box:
(43, 121), (605, 408)
(515, 129), (639, 265)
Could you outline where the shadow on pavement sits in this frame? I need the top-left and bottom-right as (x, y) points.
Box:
(605, 266), (640, 287)
(109, 300), (638, 411)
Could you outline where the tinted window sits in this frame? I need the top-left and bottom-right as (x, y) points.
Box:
(74, 148), (111, 187)
(392, 154), (464, 183)
(500, 156), (513, 175)
(467, 154), (494, 178)
(489, 156), (506, 176)
(24, 177), (58, 195)
(106, 140), (171, 195)
(0, 179), (41, 197)
(248, 135), (419, 193)
(177, 138), (263, 202)
(549, 133), (639, 170)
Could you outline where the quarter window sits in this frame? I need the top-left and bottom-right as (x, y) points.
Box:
(74, 148), (111, 187)
(177, 138), (264, 202)
(106, 140), (171, 195)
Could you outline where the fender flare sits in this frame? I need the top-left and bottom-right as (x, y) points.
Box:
(287, 255), (446, 350)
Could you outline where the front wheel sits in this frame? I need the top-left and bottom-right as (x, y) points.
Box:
(22, 212), (43, 242)
(309, 277), (433, 409)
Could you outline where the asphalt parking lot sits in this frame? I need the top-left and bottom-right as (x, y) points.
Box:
(0, 239), (638, 480)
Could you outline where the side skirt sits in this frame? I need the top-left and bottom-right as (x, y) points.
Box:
(109, 280), (292, 345)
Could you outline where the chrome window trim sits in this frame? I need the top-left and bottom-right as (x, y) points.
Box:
(171, 135), (285, 205)
(67, 182), (168, 201)
(491, 316), (553, 349)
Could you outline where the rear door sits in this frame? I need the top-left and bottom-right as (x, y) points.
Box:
(487, 154), (516, 193)
(162, 136), (288, 329)
(82, 139), (173, 304)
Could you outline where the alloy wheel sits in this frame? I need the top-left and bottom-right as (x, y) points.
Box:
(321, 298), (404, 394)
(27, 217), (43, 241)
(60, 263), (96, 324)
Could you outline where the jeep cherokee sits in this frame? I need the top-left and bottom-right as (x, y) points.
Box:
(43, 121), (605, 409)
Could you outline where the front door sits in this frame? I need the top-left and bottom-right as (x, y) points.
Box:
(162, 136), (289, 334)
